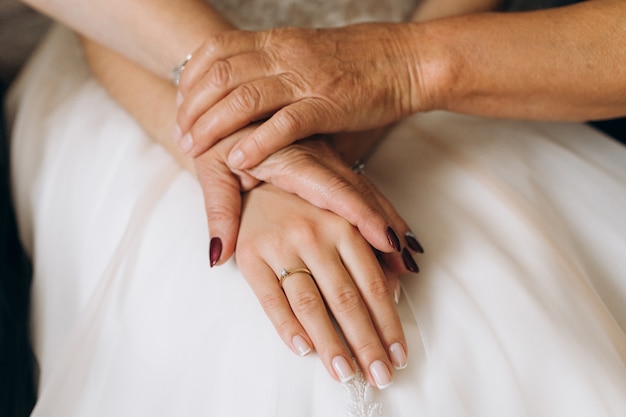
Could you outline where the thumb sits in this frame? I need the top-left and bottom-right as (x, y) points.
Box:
(194, 152), (243, 267)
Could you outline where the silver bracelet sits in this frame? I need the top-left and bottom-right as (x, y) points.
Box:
(172, 54), (192, 86)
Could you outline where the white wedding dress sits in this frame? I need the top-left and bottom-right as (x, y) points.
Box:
(6, 0), (626, 416)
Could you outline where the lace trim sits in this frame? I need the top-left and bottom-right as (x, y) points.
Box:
(342, 368), (384, 417)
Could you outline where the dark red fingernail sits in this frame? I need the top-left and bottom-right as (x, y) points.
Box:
(386, 227), (401, 252)
(402, 248), (419, 273)
(209, 237), (222, 267)
(405, 231), (424, 253)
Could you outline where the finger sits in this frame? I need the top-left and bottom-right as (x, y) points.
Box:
(227, 99), (340, 169)
(363, 175), (424, 254)
(237, 258), (315, 358)
(178, 30), (263, 95)
(176, 51), (276, 140)
(339, 239), (408, 373)
(379, 259), (402, 305)
(347, 173), (421, 274)
(194, 151), (243, 266)
(181, 75), (301, 157)
(302, 240), (395, 389)
(278, 262), (357, 383)
(249, 152), (398, 253)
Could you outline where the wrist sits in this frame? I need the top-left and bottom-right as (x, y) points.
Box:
(152, 1), (235, 79)
(403, 20), (467, 114)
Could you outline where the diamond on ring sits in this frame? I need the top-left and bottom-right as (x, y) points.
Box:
(350, 160), (366, 175)
(278, 267), (313, 288)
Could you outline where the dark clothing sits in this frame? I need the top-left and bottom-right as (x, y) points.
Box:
(0, 3), (50, 416)
(504, 0), (582, 11)
(1, 82), (36, 417)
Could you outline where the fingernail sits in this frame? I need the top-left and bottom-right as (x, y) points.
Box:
(369, 360), (392, 389)
(209, 237), (222, 267)
(176, 91), (183, 107)
(402, 248), (419, 273)
(386, 227), (401, 252)
(180, 133), (193, 153)
(292, 335), (311, 356)
(389, 342), (407, 370)
(332, 356), (355, 383)
(172, 124), (182, 143)
(393, 282), (401, 304)
(228, 148), (245, 168)
(405, 230), (424, 253)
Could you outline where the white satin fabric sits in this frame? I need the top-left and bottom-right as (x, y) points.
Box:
(7, 26), (626, 417)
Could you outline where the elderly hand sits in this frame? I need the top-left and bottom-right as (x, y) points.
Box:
(175, 23), (428, 169)
(195, 125), (423, 271)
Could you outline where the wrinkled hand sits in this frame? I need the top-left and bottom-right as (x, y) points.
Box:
(176, 23), (425, 169)
(196, 125), (423, 270)
(236, 182), (407, 388)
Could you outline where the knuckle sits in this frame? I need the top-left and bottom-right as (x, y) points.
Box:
(274, 109), (304, 135)
(351, 339), (381, 358)
(332, 287), (363, 314)
(287, 220), (319, 247)
(290, 291), (324, 316)
(205, 200), (238, 225)
(207, 60), (231, 87)
(201, 34), (226, 55)
(258, 290), (286, 314)
(231, 84), (262, 113)
(364, 278), (392, 301)
(324, 176), (357, 209)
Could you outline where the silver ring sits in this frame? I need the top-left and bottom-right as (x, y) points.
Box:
(279, 267), (313, 288)
(172, 54), (192, 86)
(350, 160), (366, 175)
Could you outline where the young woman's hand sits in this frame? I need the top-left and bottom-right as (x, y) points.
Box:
(194, 127), (423, 272)
(235, 182), (409, 388)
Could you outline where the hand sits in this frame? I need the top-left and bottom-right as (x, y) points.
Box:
(175, 23), (426, 169)
(235, 182), (408, 388)
(195, 126), (424, 268)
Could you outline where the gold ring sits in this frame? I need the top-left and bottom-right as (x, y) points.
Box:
(279, 267), (313, 288)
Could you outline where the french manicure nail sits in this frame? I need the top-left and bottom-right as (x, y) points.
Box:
(389, 342), (407, 370)
(402, 248), (419, 273)
(292, 335), (311, 356)
(209, 237), (222, 267)
(393, 282), (401, 304)
(369, 360), (392, 389)
(386, 227), (401, 252)
(405, 230), (424, 253)
(332, 356), (355, 383)
(176, 91), (183, 107)
(180, 133), (193, 153)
